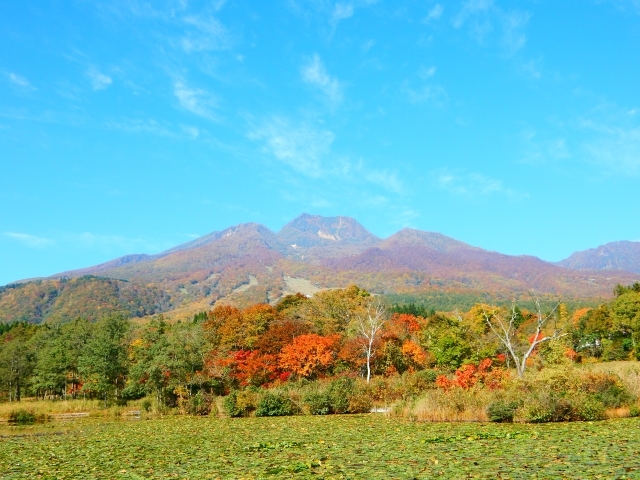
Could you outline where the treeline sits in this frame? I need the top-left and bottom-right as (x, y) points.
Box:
(1, 283), (639, 410)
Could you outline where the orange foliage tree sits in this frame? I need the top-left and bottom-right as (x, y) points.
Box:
(278, 334), (340, 378)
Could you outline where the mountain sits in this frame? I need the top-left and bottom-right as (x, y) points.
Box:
(279, 213), (378, 248)
(2, 214), (639, 323)
(278, 214), (379, 261)
(558, 241), (640, 274)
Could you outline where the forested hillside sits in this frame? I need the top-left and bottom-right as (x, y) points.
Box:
(0, 276), (172, 324)
(2, 284), (639, 423)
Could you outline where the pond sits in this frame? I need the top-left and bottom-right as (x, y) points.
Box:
(1, 415), (639, 478)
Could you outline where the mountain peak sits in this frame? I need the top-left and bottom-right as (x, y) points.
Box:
(278, 213), (379, 247)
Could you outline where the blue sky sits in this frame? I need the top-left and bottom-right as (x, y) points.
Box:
(2, 0), (640, 285)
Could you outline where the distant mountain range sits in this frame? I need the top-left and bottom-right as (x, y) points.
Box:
(2, 214), (639, 323)
(557, 241), (640, 274)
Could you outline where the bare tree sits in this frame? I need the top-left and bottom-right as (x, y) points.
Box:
(481, 299), (567, 378)
(356, 299), (387, 383)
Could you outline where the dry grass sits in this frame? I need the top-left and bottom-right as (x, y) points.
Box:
(0, 398), (147, 421)
(399, 388), (492, 422)
(606, 407), (631, 419)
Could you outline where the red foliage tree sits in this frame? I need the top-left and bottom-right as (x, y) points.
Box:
(435, 358), (507, 391)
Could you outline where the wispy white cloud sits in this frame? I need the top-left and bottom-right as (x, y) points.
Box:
(248, 116), (404, 194)
(174, 80), (219, 120)
(108, 119), (175, 137)
(599, 0), (640, 14)
(580, 120), (640, 175)
(4, 232), (52, 247)
(403, 83), (448, 107)
(522, 104), (640, 176)
(435, 170), (522, 198)
(301, 54), (344, 106)
(425, 4), (443, 22)
(5, 229), (170, 253)
(181, 125), (201, 138)
(107, 118), (203, 139)
(87, 67), (113, 91)
(364, 169), (403, 194)
(6, 72), (36, 90)
(519, 130), (570, 166)
(362, 39), (376, 51)
(331, 3), (354, 25)
(248, 117), (335, 177)
(418, 66), (437, 79)
(501, 10), (530, 55)
(453, 0), (493, 29)
(520, 59), (542, 79)
(181, 14), (230, 52)
(453, 0), (530, 55)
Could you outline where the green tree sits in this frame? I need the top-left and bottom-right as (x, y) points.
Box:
(0, 324), (37, 401)
(31, 319), (92, 399)
(79, 315), (129, 405)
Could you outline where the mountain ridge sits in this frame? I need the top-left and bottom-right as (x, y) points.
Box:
(557, 241), (640, 274)
(2, 214), (639, 323)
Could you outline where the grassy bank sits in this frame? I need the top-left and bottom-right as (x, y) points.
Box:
(0, 398), (149, 423)
(2, 414), (640, 478)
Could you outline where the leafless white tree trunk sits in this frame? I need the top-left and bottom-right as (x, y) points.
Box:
(481, 299), (567, 378)
(357, 299), (387, 383)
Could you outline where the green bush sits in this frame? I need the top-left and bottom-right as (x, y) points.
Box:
(487, 401), (518, 423)
(189, 391), (213, 416)
(327, 378), (353, 414)
(520, 394), (573, 423)
(303, 391), (332, 415)
(8, 409), (44, 425)
(520, 392), (607, 423)
(223, 390), (258, 417)
(403, 370), (438, 397)
(141, 398), (152, 412)
(255, 392), (294, 417)
(582, 374), (635, 408)
(571, 395), (606, 421)
(629, 405), (640, 417)
(347, 384), (373, 414)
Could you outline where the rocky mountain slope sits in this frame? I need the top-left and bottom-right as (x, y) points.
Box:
(558, 241), (640, 274)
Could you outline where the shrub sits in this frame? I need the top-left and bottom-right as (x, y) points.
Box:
(629, 405), (640, 418)
(223, 390), (258, 417)
(8, 409), (44, 425)
(255, 392), (294, 417)
(520, 393), (573, 423)
(189, 391), (213, 416)
(395, 370), (438, 399)
(327, 378), (353, 414)
(581, 372), (634, 408)
(303, 391), (332, 415)
(347, 391), (373, 413)
(487, 401), (518, 423)
(141, 398), (152, 412)
(570, 395), (606, 421)
(519, 392), (607, 423)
